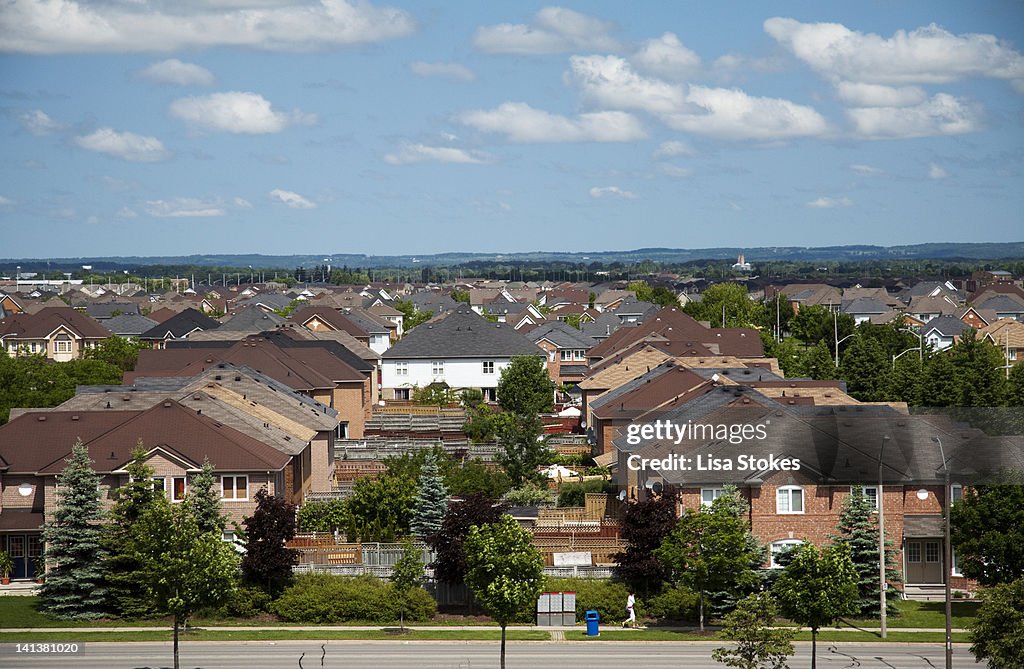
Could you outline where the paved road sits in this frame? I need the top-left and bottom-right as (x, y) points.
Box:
(0, 641), (971, 669)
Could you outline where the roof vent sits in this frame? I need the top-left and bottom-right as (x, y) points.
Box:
(105, 401), (112, 409)
(193, 394), (201, 400)
(71, 415), (79, 421)
(163, 401), (172, 408)
(38, 415), (46, 422)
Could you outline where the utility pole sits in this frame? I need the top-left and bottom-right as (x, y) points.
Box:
(878, 435), (891, 639)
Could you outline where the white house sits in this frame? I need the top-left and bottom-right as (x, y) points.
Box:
(380, 308), (546, 402)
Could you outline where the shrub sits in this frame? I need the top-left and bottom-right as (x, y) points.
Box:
(556, 479), (609, 508)
(272, 573), (436, 623)
(544, 578), (631, 623)
(214, 583), (273, 619)
(646, 586), (699, 622)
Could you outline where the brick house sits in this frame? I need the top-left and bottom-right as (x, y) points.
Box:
(0, 401), (291, 580)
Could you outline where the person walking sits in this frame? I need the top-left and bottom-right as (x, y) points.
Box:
(622, 591), (636, 628)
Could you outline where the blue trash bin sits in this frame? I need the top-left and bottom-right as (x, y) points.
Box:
(585, 609), (600, 637)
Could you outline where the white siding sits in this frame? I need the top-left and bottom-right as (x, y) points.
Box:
(381, 357), (517, 390)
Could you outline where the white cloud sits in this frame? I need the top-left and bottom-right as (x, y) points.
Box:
(631, 32), (700, 80)
(847, 93), (982, 138)
(589, 186), (637, 199)
(75, 128), (170, 162)
(928, 163), (949, 179)
(850, 164), (884, 176)
(473, 6), (619, 55)
(0, 0), (416, 54)
(145, 198), (225, 217)
(384, 143), (490, 165)
(0, 195), (13, 205)
(20, 109), (63, 136)
(566, 55), (685, 114)
(270, 189), (316, 209)
(409, 62), (475, 82)
(139, 59), (215, 86)
(661, 85), (828, 140)
(807, 196), (853, 208)
(653, 140), (695, 158)
(457, 102), (646, 143)
(835, 81), (927, 107)
(656, 163), (693, 178)
(711, 52), (785, 76)
(169, 92), (316, 134)
(117, 207), (138, 218)
(234, 197), (253, 208)
(765, 17), (1024, 85)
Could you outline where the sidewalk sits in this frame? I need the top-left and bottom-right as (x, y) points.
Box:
(0, 624), (970, 633)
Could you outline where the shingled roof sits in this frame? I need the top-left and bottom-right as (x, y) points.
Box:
(382, 308), (544, 359)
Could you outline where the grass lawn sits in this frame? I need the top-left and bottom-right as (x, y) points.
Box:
(0, 629), (551, 643)
(0, 597), (168, 629)
(569, 629), (972, 643)
(835, 599), (980, 630)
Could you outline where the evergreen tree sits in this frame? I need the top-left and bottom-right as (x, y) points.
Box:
(947, 330), (1008, 407)
(103, 444), (160, 618)
(39, 442), (108, 619)
(706, 486), (768, 619)
(187, 459), (227, 536)
(829, 486), (900, 617)
(1008, 362), (1024, 407)
(886, 355), (925, 406)
(922, 352), (961, 407)
(410, 451), (448, 539)
(241, 487), (300, 595)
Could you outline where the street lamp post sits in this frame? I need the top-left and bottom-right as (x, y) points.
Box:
(892, 347), (920, 369)
(878, 434), (891, 639)
(932, 436), (953, 669)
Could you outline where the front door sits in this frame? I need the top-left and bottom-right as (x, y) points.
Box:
(906, 540), (943, 584)
(3, 534), (42, 579)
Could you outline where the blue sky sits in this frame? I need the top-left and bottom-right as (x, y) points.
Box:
(2, 1), (1023, 258)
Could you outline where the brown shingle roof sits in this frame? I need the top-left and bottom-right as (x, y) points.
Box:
(0, 307), (110, 340)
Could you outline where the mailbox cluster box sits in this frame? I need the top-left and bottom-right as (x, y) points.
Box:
(536, 591), (577, 626)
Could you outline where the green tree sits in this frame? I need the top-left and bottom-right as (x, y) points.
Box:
(711, 592), (796, 669)
(430, 493), (505, 585)
(496, 355), (554, 415)
(495, 413), (551, 487)
(296, 498), (347, 533)
(628, 281), (680, 308)
(446, 459), (512, 498)
(39, 442), (108, 619)
(840, 337), (890, 401)
(241, 488), (300, 594)
(393, 299), (432, 332)
(969, 576), (1024, 669)
(830, 486), (900, 616)
(133, 497), (238, 669)
(450, 289), (470, 304)
(684, 283), (769, 328)
(412, 382), (457, 406)
(460, 388), (485, 410)
(103, 444), (160, 618)
(790, 305), (854, 349)
(950, 473), (1024, 586)
(773, 542), (858, 669)
(655, 494), (763, 630)
(186, 459), (227, 536)
(390, 539), (426, 631)
(464, 515), (545, 669)
(410, 451), (448, 539)
(887, 355), (925, 406)
(343, 472), (417, 542)
(802, 340), (838, 380)
(761, 336), (806, 379)
(947, 330), (1008, 407)
(83, 335), (148, 371)
(1007, 363), (1024, 407)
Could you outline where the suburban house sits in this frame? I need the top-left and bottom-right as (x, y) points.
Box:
(921, 316), (970, 351)
(972, 292), (1024, 322)
(979, 319), (1024, 369)
(841, 297), (891, 324)
(906, 295), (960, 323)
(130, 335), (373, 438)
(0, 307), (111, 361)
(103, 313), (158, 339)
(611, 384), (1018, 596)
(380, 308), (546, 402)
(526, 321), (598, 386)
(0, 400), (292, 579)
(138, 307), (221, 349)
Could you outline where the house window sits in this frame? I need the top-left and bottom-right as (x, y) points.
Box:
(776, 486), (804, 514)
(482, 361), (495, 374)
(395, 388), (411, 401)
(1009, 349), (1017, 361)
(701, 487), (725, 507)
(336, 423), (348, 440)
(951, 547), (962, 576)
(152, 477), (166, 494)
(54, 338), (72, 354)
(171, 476), (187, 502)
(484, 388), (497, 402)
(951, 484), (963, 504)
(770, 540), (803, 568)
(907, 542), (921, 563)
(851, 485), (879, 510)
(395, 361), (408, 376)
(925, 541), (940, 563)
(560, 350), (573, 361)
(574, 349), (586, 360)
(431, 361), (444, 376)
(221, 475), (249, 501)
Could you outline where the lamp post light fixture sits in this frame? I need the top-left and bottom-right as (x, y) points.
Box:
(932, 436), (953, 669)
(892, 347), (920, 369)
(878, 434), (891, 639)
